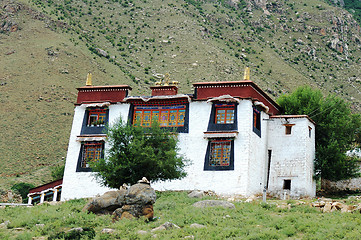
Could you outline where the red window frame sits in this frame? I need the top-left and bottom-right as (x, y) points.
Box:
(215, 107), (235, 124)
(133, 106), (186, 127)
(87, 108), (107, 126)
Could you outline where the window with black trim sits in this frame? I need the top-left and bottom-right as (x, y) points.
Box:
(129, 103), (189, 133)
(76, 141), (104, 172)
(207, 103), (237, 131)
(204, 139), (234, 171)
(81, 107), (109, 135)
(253, 107), (261, 137)
(87, 108), (107, 127)
(133, 105), (186, 127)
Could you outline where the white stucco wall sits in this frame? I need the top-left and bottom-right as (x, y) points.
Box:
(267, 118), (316, 198)
(62, 99), (316, 199)
(247, 110), (269, 196)
(61, 104), (130, 200)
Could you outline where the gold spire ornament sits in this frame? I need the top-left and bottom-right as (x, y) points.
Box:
(86, 72), (92, 86)
(154, 73), (179, 86)
(243, 67), (250, 81)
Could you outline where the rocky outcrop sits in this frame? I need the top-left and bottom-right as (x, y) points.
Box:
(82, 188), (126, 214)
(311, 197), (361, 213)
(83, 178), (156, 221)
(0, 190), (22, 203)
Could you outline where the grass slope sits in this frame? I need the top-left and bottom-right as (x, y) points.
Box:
(1, 192), (361, 239)
(1, 0), (361, 188)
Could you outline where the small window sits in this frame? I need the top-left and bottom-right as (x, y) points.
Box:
(283, 179), (291, 190)
(284, 124), (295, 135)
(253, 107), (261, 137)
(77, 141), (104, 172)
(87, 108), (107, 127)
(204, 139), (234, 171)
(308, 126), (312, 138)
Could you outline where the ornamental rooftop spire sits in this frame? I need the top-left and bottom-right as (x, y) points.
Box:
(86, 72), (92, 86)
(243, 67), (250, 81)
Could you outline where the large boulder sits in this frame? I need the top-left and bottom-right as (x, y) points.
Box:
(83, 178), (156, 220)
(83, 188), (126, 214)
(124, 183), (156, 205)
(112, 204), (154, 221)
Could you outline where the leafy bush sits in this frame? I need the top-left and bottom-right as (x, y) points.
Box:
(11, 183), (36, 203)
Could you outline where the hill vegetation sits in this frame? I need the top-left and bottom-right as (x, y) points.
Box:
(1, 0), (361, 188)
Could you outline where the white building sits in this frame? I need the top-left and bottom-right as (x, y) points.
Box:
(61, 78), (316, 200)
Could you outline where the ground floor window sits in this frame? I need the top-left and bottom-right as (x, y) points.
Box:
(76, 141), (104, 172)
(204, 139), (234, 171)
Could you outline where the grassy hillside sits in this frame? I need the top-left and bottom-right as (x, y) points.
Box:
(1, 0), (361, 188)
(1, 192), (361, 239)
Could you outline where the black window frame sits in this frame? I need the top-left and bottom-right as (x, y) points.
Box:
(204, 138), (235, 171)
(207, 103), (238, 131)
(80, 107), (109, 135)
(252, 106), (261, 137)
(76, 141), (105, 172)
(128, 103), (189, 133)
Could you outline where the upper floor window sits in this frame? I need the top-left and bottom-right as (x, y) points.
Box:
(253, 107), (261, 137)
(77, 141), (104, 172)
(88, 108), (107, 127)
(215, 105), (235, 124)
(81, 107), (109, 135)
(207, 103), (237, 131)
(133, 105), (186, 127)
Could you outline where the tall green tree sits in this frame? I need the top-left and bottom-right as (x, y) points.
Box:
(91, 118), (188, 188)
(277, 86), (361, 181)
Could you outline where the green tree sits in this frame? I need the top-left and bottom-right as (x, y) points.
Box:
(277, 86), (361, 181)
(51, 165), (65, 180)
(91, 118), (188, 188)
(11, 183), (36, 203)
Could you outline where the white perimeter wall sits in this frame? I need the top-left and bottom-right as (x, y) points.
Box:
(267, 118), (316, 198)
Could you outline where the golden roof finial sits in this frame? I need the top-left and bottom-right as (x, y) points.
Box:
(154, 73), (179, 86)
(243, 67), (250, 81)
(164, 73), (170, 86)
(86, 72), (92, 86)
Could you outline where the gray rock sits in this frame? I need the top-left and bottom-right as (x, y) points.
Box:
(190, 223), (206, 229)
(101, 228), (115, 234)
(66, 227), (83, 233)
(96, 48), (108, 57)
(151, 222), (180, 232)
(137, 230), (148, 235)
(188, 190), (204, 198)
(192, 200), (235, 209)
(83, 189), (126, 214)
(0, 220), (10, 229)
(125, 183), (156, 205)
